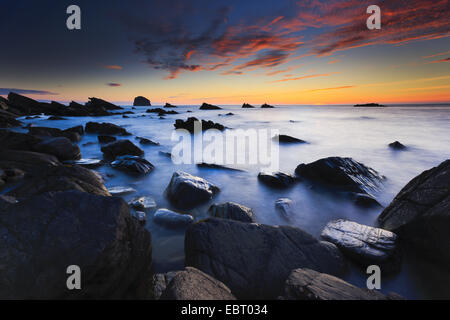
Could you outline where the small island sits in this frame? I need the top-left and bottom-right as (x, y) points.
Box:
(354, 103), (386, 107)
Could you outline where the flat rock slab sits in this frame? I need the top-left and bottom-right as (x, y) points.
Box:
(321, 219), (400, 272)
(281, 268), (402, 300)
(0, 190), (152, 299)
(160, 267), (236, 300)
(378, 159), (450, 265)
(208, 202), (255, 223)
(166, 171), (219, 209)
(185, 218), (347, 299)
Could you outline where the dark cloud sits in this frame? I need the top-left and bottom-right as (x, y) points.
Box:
(107, 83), (122, 87)
(0, 88), (58, 95)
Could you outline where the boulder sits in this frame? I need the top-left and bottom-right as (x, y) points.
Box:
(280, 268), (401, 300)
(28, 126), (81, 142)
(8, 164), (110, 198)
(111, 155), (154, 175)
(85, 122), (130, 135)
(34, 137), (81, 161)
(133, 96), (151, 106)
(200, 102), (221, 110)
(242, 103), (255, 108)
(64, 125), (84, 135)
(153, 208), (194, 228)
(295, 157), (384, 195)
(321, 219), (400, 273)
(166, 171), (219, 209)
(0, 109), (21, 128)
(258, 171), (296, 188)
(98, 135), (116, 144)
(128, 196), (157, 211)
(261, 103), (274, 108)
(275, 198), (294, 220)
(208, 202), (255, 223)
(0, 130), (42, 151)
(0, 149), (60, 174)
(378, 159), (450, 265)
(101, 140), (144, 158)
(174, 117), (225, 133)
(389, 141), (407, 150)
(185, 218), (347, 299)
(85, 97), (123, 110)
(0, 190), (153, 299)
(273, 134), (306, 144)
(160, 267), (236, 300)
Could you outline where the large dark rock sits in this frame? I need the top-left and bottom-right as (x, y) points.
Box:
(8, 164), (110, 198)
(0, 109), (21, 128)
(378, 159), (450, 265)
(85, 97), (123, 110)
(174, 117), (225, 133)
(280, 268), (401, 300)
(0, 190), (153, 299)
(200, 102), (221, 110)
(261, 103), (274, 108)
(133, 96), (151, 106)
(295, 157), (384, 195)
(166, 171), (219, 209)
(161, 267), (236, 300)
(258, 171), (296, 188)
(28, 126), (81, 142)
(321, 219), (401, 273)
(85, 122), (130, 136)
(34, 137), (81, 161)
(208, 202), (255, 223)
(101, 140), (144, 158)
(0, 130), (42, 151)
(185, 218), (347, 299)
(98, 135), (117, 144)
(0, 149), (60, 174)
(242, 103), (255, 108)
(111, 155), (154, 175)
(7, 92), (45, 114)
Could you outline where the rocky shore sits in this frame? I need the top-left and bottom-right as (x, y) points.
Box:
(0, 92), (448, 300)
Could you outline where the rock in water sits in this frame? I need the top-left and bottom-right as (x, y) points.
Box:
(0, 190), (153, 299)
(64, 158), (103, 169)
(85, 122), (130, 135)
(160, 267), (236, 300)
(133, 96), (151, 106)
(101, 140), (144, 158)
(166, 171), (219, 209)
(174, 117), (225, 133)
(85, 97), (123, 110)
(275, 198), (294, 220)
(153, 208), (194, 228)
(378, 159), (450, 265)
(137, 137), (159, 145)
(261, 103), (274, 108)
(108, 186), (137, 196)
(111, 155), (154, 175)
(164, 103), (177, 108)
(280, 268), (401, 300)
(98, 135), (116, 144)
(295, 157), (383, 195)
(242, 103), (255, 108)
(273, 134), (306, 143)
(321, 219), (400, 273)
(208, 202), (255, 223)
(258, 171), (296, 188)
(389, 141), (407, 150)
(199, 102), (221, 110)
(185, 218), (347, 299)
(128, 196), (157, 211)
(33, 137), (81, 161)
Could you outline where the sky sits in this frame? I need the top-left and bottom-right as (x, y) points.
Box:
(0, 0), (449, 105)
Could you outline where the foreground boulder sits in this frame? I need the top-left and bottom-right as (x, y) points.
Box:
(208, 202), (255, 223)
(0, 190), (152, 299)
(101, 140), (144, 158)
(378, 159), (450, 265)
(321, 219), (401, 273)
(85, 122), (130, 135)
(258, 171), (296, 188)
(34, 137), (81, 161)
(295, 157), (384, 195)
(280, 268), (401, 300)
(0, 149), (60, 174)
(8, 164), (110, 198)
(200, 102), (221, 110)
(111, 155), (154, 175)
(185, 218), (347, 299)
(166, 171), (219, 209)
(161, 267), (236, 300)
(174, 117), (225, 133)
(133, 96), (151, 106)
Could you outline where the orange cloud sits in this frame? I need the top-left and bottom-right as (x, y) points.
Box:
(104, 65), (123, 70)
(271, 72), (338, 83)
(307, 85), (355, 92)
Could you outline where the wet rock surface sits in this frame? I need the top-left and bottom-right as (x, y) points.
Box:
(0, 190), (152, 299)
(166, 171), (219, 209)
(128, 196), (157, 211)
(161, 267), (236, 300)
(280, 268), (401, 300)
(185, 218), (347, 299)
(208, 202), (255, 223)
(153, 208), (194, 228)
(34, 137), (81, 161)
(378, 159), (450, 265)
(258, 171), (296, 188)
(321, 219), (400, 272)
(111, 155), (154, 175)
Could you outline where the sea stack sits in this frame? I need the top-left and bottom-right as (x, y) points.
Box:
(133, 96), (151, 106)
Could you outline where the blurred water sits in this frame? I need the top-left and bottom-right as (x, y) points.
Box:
(16, 104), (450, 299)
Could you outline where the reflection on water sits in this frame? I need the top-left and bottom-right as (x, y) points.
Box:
(16, 104), (450, 299)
